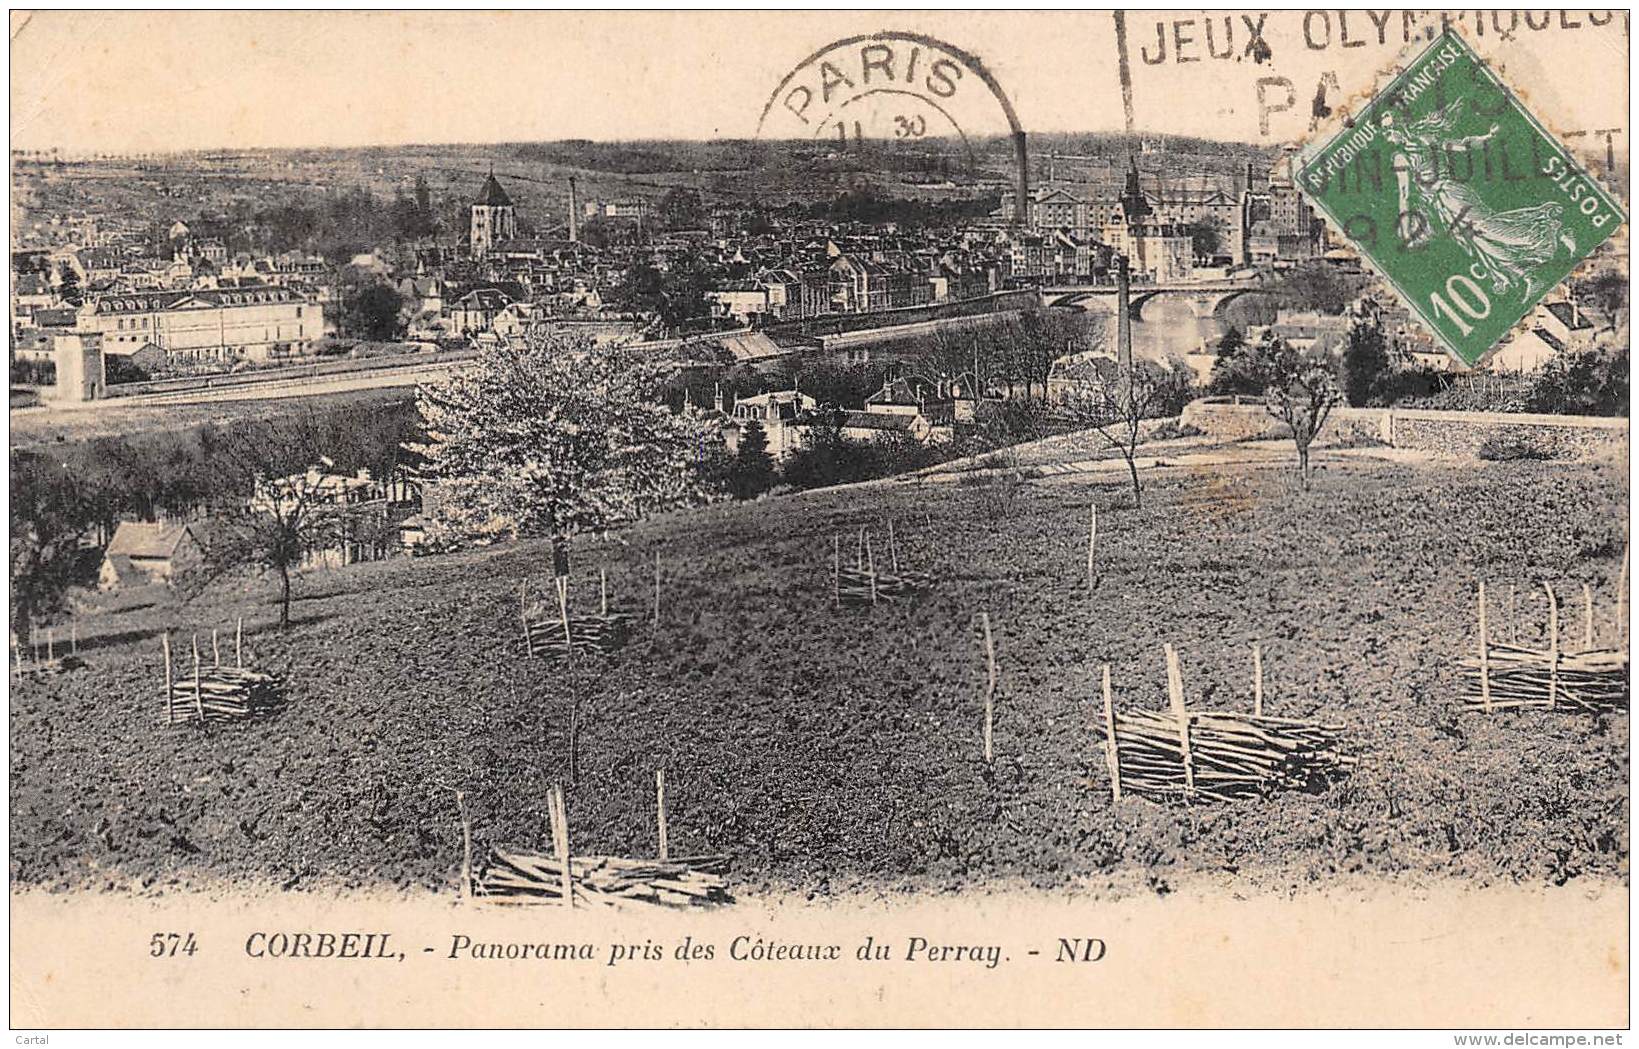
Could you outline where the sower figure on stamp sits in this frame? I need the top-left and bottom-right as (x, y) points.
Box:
(1385, 103), (1576, 298)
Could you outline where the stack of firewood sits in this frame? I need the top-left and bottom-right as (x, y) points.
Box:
(167, 665), (283, 723)
(475, 848), (731, 908)
(1462, 579), (1630, 714)
(1109, 709), (1356, 802)
(833, 521), (932, 609)
(162, 624), (281, 724)
(524, 613), (632, 658)
(1460, 644), (1629, 712)
(1096, 644), (1355, 805)
(521, 573), (631, 659)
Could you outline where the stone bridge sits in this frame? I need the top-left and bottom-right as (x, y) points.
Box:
(1046, 281), (1274, 321)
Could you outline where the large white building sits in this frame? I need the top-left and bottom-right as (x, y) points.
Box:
(76, 287), (324, 362)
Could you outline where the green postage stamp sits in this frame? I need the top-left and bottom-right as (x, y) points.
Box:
(1297, 30), (1625, 368)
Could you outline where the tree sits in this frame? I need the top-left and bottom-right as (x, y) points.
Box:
(1060, 356), (1192, 508)
(56, 263), (82, 307)
(657, 188), (706, 231)
(1258, 334), (1341, 487)
(1187, 218), (1223, 260)
(1576, 269), (1628, 324)
(1273, 261), (1358, 315)
(10, 450), (90, 636)
(343, 281), (405, 341)
(411, 330), (712, 568)
(230, 472), (338, 629)
(657, 257), (718, 333)
(1341, 299), (1393, 407)
(617, 260), (666, 316)
(1209, 326), (1269, 396)
(201, 415), (345, 628)
(1528, 343), (1629, 417)
(728, 421), (776, 500)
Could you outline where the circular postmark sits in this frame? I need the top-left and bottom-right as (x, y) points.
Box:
(757, 30), (1029, 203)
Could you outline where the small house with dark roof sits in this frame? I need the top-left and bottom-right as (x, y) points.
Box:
(837, 409), (944, 445)
(98, 521), (204, 590)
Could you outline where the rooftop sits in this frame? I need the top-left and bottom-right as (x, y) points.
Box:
(474, 172), (513, 208)
(105, 521), (195, 561)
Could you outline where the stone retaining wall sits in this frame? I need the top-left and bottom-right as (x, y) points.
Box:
(1180, 399), (1626, 459)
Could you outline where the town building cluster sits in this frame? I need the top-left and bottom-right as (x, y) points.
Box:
(9, 144), (1618, 406)
(1001, 154), (1325, 284)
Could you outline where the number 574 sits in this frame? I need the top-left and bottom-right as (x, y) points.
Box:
(149, 932), (198, 957)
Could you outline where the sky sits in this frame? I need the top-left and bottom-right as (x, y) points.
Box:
(8, 11), (1128, 154)
(10, 11), (1625, 156)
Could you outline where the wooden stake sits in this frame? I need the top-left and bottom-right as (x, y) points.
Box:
(600, 567), (609, 618)
(162, 633), (174, 724)
(1508, 583), (1517, 645)
(888, 518), (900, 574)
(856, 526), (866, 572)
(1478, 582), (1492, 713)
(556, 576), (573, 651)
(1164, 644), (1194, 799)
(1582, 582), (1594, 651)
(1252, 641), (1264, 717)
(653, 550), (661, 629)
(71, 618), (78, 656)
(211, 628), (220, 667)
(191, 634), (205, 724)
(1614, 548), (1631, 644)
(866, 532), (878, 605)
(235, 616), (243, 667)
(456, 790), (473, 900)
(521, 578), (534, 657)
(833, 535), (841, 608)
(46, 628), (54, 662)
(980, 612), (997, 763)
(1544, 583), (1559, 710)
(656, 768), (669, 861)
(1087, 501), (1098, 590)
(1100, 664), (1121, 803)
(549, 785), (573, 910)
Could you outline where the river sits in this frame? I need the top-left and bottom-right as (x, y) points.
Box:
(1074, 295), (1226, 361)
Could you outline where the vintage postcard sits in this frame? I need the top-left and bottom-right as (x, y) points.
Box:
(7, 9), (1630, 1034)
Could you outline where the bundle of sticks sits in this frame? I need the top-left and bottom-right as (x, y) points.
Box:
(521, 571), (630, 659)
(1460, 644), (1629, 712)
(1463, 579), (1630, 714)
(1109, 709), (1356, 802)
(163, 627), (281, 724)
(474, 847), (731, 908)
(833, 521), (932, 609)
(523, 613), (631, 658)
(1097, 645), (1355, 805)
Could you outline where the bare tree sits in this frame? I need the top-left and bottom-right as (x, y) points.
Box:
(1259, 334), (1341, 488)
(1060, 355), (1188, 509)
(200, 415), (344, 628)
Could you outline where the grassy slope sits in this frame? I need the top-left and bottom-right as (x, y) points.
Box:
(9, 456), (1630, 896)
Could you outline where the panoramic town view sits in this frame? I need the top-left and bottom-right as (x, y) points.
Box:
(5, 3), (1629, 1007)
(6, 7), (1632, 1034)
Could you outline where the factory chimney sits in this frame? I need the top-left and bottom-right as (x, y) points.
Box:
(1012, 130), (1030, 230)
(568, 177), (579, 243)
(1115, 254), (1133, 374)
